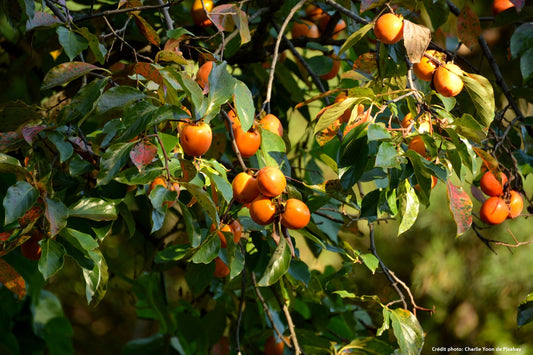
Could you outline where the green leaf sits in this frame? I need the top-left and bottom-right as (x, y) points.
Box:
(45, 198), (69, 237)
(56, 26), (89, 61)
(181, 182), (219, 227)
(389, 308), (425, 355)
(259, 129), (288, 170)
(233, 6), (251, 44)
(453, 113), (486, 143)
(518, 293), (533, 327)
(155, 244), (191, 264)
(0, 153), (30, 179)
(191, 232), (220, 264)
(398, 180), (419, 236)
(367, 123), (392, 141)
(97, 142), (136, 185)
(3, 181), (38, 224)
(38, 238), (66, 280)
(233, 80), (255, 132)
(96, 86), (146, 114)
(375, 142), (401, 168)
(42, 61), (106, 91)
(0, 100), (41, 132)
(82, 248), (108, 306)
(288, 259), (311, 285)
(68, 198), (118, 221)
(46, 131), (73, 163)
(77, 27), (107, 65)
(60, 77), (108, 124)
(133, 273), (174, 333)
(203, 62), (237, 120)
(510, 23), (533, 59)
(339, 23), (373, 55)
(462, 73), (495, 129)
(422, 0), (449, 31)
(176, 72), (205, 118)
(179, 201), (202, 247)
(315, 97), (357, 135)
(257, 237), (292, 287)
(360, 253), (379, 274)
(58, 228), (97, 270)
(167, 28), (195, 39)
(520, 47), (533, 84)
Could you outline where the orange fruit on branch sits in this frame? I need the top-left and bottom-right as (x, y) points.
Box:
(249, 195), (277, 225)
(492, 0), (515, 15)
(408, 136), (426, 157)
(413, 50), (441, 82)
(234, 126), (261, 158)
(318, 15), (346, 39)
(232, 172), (260, 204)
(480, 171), (508, 197)
(180, 121), (213, 157)
(264, 335), (289, 355)
(432, 62), (464, 97)
(191, 0), (214, 27)
(291, 20), (320, 39)
(480, 196), (509, 225)
(226, 109), (241, 130)
(213, 257), (230, 278)
(281, 199), (311, 230)
(257, 166), (286, 198)
(196, 60), (214, 91)
(401, 112), (413, 128)
(373, 13), (404, 45)
(211, 220), (242, 248)
(507, 190), (523, 219)
(305, 4), (324, 21)
(260, 114), (283, 137)
(319, 55), (341, 80)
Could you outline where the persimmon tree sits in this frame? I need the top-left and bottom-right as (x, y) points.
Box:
(0, 0), (532, 354)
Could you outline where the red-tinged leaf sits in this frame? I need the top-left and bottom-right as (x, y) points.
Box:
(403, 20), (432, 64)
(510, 0), (525, 11)
(130, 141), (157, 171)
(0, 235), (31, 258)
(353, 52), (377, 74)
(344, 108), (372, 137)
(45, 198), (68, 237)
(179, 159), (197, 182)
(473, 147), (499, 172)
(446, 181), (473, 237)
(360, 0), (387, 13)
(0, 132), (23, 152)
(316, 118), (342, 146)
(42, 62), (105, 90)
(133, 62), (164, 87)
(22, 125), (46, 144)
(210, 4), (236, 32)
(457, 5), (481, 49)
(0, 259), (26, 300)
(132, 14), (160, 46)
(26, 11), (61, 31)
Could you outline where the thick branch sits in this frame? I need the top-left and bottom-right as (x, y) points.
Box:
(74, 1), (183, 23)
(157, 0), (174, 31)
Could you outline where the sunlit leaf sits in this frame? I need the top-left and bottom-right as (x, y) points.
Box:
(403, 20), (431, 63)
(390, 308), (425, 355)
(68, 198), (118, 221)
(130, 141), (158, 171)
(56, 26), (89, 61)
(233, 80), (255, 132)
(38, 238), (66, 280)
(339, 23), (373, 55)
(462, 73), (495, 129)
(446, 181), (473, 236)
(134, 62), (164, 87)
(398, 180), (419, 236)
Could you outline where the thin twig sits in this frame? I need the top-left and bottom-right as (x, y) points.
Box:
(221, 110), (248, 171)
(271, 286), (302, 355)
(235, 243), (246, 354)
(74, 1), (183, 23)
(263, 0), (307, 113)
(323, 0), (369, 25)
(157, 0), (174, 31)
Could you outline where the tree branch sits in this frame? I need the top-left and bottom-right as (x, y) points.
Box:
(74, 1), (183, 23)
(157, 0), (174, 31)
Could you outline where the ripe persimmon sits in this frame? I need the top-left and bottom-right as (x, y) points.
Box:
(413, 50), (440, 82)
(260, 114), (283, 137)
(433, 62), (464, 97)
(507, 190), (523, 219)
(229, 220), (243, 243)
(408, 136), (426, 156)
(249, 195), (277, 225)
(318, 15), (346, 39)
(480, 196), (509, 225)
(232, 172), (260, 204)
(21, 231), (43, 261)
(480, 171), (508, 197)
(305, 4), (324, 21)
(196, 60), (214, 91)
(320, 55), (341, 80)
(264, 335), (288, 355)
(227, 109), (241, 130)
(401, 112), (413, 128)
(492, 0), (515, 15)
(191, 0), (214, 27)
(373, 13), (404, 45)
(213, 257), (230, 278)
(257, 166), (286, 198)
(291, 20), (320, 39)
(180, 121), (212, 157)
(281, 199), (311, 230)
(234, 127), (261, 158)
